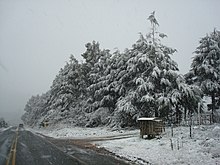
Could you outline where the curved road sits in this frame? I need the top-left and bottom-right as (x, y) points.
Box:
(0, 127), (130, 165)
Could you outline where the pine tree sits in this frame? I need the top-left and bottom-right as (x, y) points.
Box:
(81, 41), (108, 111)
(113, 11), (200, 126)
(49, 56), (81, 110)
(82, 42), (117, 126)
(43, 55), (88, 124)
(187, 29), (220, 121)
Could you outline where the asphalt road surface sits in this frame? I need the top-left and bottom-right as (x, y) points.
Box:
(0, 127), (16, 165)
(0, 127), (130, 165)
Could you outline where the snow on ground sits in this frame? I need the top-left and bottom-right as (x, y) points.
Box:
(0, 126), (12, 132)
(32, 124), (138, 139)
(95, 125), (220, 165)
(34, 124), (220, 165)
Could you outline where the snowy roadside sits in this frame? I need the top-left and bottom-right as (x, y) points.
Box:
(95, 124), (220, 165)
(33, 124), (220, 165)
(0, 126), (12, 132)
(31, 124), (138, 139)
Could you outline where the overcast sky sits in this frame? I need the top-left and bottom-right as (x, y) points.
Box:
(0, 0), (220, 125)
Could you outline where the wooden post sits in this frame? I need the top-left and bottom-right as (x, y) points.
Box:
(170, 139), (173, 150)
(211, 93), (215, 123)
(177, 138), (180, 150)
(171, 124), (173, 137)
(198, 103), (201, 125)
(190, 124), (192, 138)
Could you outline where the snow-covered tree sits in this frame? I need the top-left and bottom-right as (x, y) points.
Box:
(112, 12), (201, 126)
(82, 41), (101, 66)
(91, 50), (133, 127)
(21, 92), (50, 126)
(83, 42), (116, 126)
(21, 12), (202, 128)
(50, 56), (83, 108)
(45, 55), (87, 123)
(0, 118), (8, 128)
(81, 41), (107, 102)
(187, 29), (220, 121)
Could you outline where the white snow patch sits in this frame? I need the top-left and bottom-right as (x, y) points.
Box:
(210, 126), (220, 138)
(41, 155), (52, 159)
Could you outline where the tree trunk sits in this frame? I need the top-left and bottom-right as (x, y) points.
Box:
(176, 105), (180, 124)
(184, 107), (187, 121)
(155, 109), (159, 117)
(211, 93), (216, 123)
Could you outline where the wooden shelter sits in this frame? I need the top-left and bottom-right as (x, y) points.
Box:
(40, 121), (50, 128)
(138, 117), (165, 138)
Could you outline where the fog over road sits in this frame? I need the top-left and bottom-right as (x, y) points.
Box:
(0, 127), (129, 165)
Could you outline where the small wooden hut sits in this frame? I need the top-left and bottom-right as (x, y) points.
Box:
(138, 117), (165, 138)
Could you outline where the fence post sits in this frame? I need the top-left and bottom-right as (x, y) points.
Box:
(171, 124), (173, 137)
(190, 124), (192, 138)
(198, 103), (201, 125)
(170, 139), (173, 150)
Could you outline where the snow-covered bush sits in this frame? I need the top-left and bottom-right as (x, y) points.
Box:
(85, 107), (111, 127)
